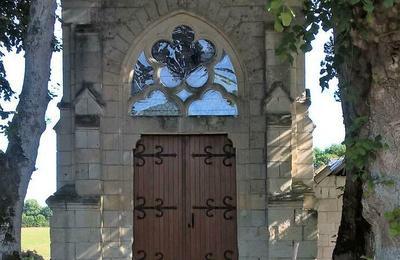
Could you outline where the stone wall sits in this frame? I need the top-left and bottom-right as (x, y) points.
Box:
(314, 175), (345, 260)
(49, 0), (317, 259)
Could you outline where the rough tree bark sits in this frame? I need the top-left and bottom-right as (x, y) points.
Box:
(334, 3), (400, 260)
(0, 0), (56, 258)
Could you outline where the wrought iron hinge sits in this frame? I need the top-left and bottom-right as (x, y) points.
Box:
(193, 196), (236, 220)
(192, 144), (235, 166)
(134, 144), (177, 167)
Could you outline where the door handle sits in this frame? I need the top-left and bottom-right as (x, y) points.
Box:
(188, 213), (195, 228)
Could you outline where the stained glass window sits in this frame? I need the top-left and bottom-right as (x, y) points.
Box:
(131, 25), (238, 116)
(132, 52), (154, 95)
(214, 52), (238, 94)
(132, 90), (180, 116)
(188, 90), (238, 116)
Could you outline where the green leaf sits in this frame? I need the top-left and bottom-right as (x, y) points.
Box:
(350, 0), (361, 5)
(300, 43), (313, 52)
(268, 0), (283, 11)
(362, 0), (374, 13)
(274, 20), (284, 32)
(383, 0), (395, 7)
(280, 12), (293, 27)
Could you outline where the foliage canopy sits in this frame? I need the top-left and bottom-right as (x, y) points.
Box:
(0, 0), (30, 121)
(22, 200), (51, 228)
(314, 144), (346, 168)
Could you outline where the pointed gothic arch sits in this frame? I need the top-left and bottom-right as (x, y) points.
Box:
(119, 11), (246, 117)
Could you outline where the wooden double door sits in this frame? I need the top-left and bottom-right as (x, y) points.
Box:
(133, 135), (238, 260)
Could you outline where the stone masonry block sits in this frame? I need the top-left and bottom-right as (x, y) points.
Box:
(76, 180), (102, 196)
(89, 163), (101, 179)
(103, 150), (121, 165)
(120, 227), (133, 242)
(103, 242), (124, 258)
(229, 133), (250, 149)
(69, 228), (101, 243)
(297, 149), (313, 165)
(57, 134), (73, 151)
(76, 164), (89, 179)
(57, 151), (72, 166)
(268, 178), (292, 195)
(248, 164), (266, 180)
(239, 227), (268, 241)
(268, 208), (294, 227)
(103, 85), (120, 102)
(250, 116), (266, 132)
(239, 240), (268, 257)
(249, 149), (264, 164)
(104, 181), (124, 195)
(76, 242), (101, 259)
(318, 199), (338, 212)
(51, 210), (75, 228)
(103, 211), (121, 227)
(103, 134), (120, 150)
(154, 0), (169, 16)
(294, 163), (313, 180)
(280, 161), (292, 178)
(103, 165), (123, 180)
(267, 162), (280, 178)
(237, 149), (250, 165)
(86, 130), (100, 148)
(51, 242), (75, 260)
(76, 149), (100, 163)
(267, 127), (280, 146)
(297, 241), (317, 258)
(238, 180), (251, 194)
(239, 194), (266, 210)
(267, 146), (291, 162)
(104, 195), (122, 211)
(58, 166), (74, 182)
(75, 210), (101, 228)
(250, 180), (266, 194)
(249, 132), (265, 149)
(239, 210), (266, 227)
(237, 164), (250, 181)
(50, 228), (66, 243)
(102, 228), (120, 242)
(268, 240), (293, 258)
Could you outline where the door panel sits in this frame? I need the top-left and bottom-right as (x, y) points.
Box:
(133, 135), (237, 260)
(187, 135), (237, 260)
(134, 136), (184, 259)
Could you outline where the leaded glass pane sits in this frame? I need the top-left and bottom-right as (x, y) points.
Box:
(188, 90), (238, 116)
(152, 40), (172, 64)
(172, 25), (195, 45)
(152, 25), (215, 86)
(214, 52), (238, 94)
(132, 52), (154, 95)
(132, 90), (180, 116)
(194, 39), (216, 63)
(176, 89), (193, 102)
(186, 65), (208, 88)
(160, 66), (182, 88)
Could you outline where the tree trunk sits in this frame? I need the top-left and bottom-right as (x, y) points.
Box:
(334, 4), (400, 260)
(361, 17), (400, 259)
(0, 0), (56, 258)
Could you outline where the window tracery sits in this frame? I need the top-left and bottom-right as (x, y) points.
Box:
(131, 25), (238, 116)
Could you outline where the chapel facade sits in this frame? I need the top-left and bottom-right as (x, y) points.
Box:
(47, 0), (319, 259)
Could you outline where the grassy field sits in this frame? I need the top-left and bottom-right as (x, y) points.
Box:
(21, 227), (50, 259)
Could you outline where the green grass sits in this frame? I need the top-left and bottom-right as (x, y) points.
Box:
(21, 227), (50, 260)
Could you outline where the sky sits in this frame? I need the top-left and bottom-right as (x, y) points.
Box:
(0, 27), (344, 206)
